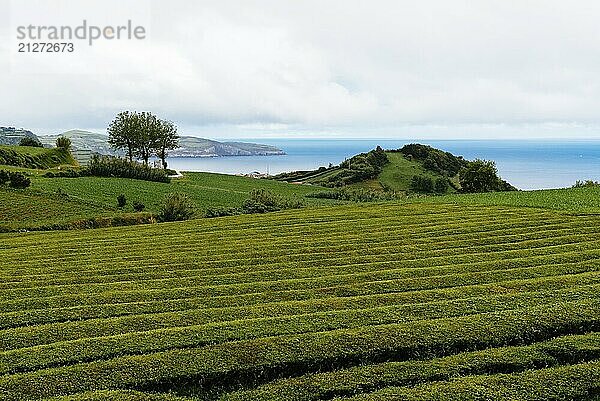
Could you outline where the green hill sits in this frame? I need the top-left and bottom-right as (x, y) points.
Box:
(0, 145), (75, 169)
(1, 202), (599, 400)
(275, 144), (513, 195)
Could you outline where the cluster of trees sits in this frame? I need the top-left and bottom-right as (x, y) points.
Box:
(107, 111), (179, 169)
(459, 159), (516, 193)
(396, 144), (468, 176)
(410, 175), (450, 193)
(18, 137), (43, 148)
(320, 147), (389, 187)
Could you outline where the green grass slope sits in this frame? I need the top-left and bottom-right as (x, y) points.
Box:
(0, 145), (75, 169)
(0, 171), (331, 231)
(294, 151), (455, 193)
(365, 151), (454, 192)
(0, 203), (599, 400)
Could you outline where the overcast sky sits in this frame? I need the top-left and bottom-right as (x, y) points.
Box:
(2, 0), (600, 139)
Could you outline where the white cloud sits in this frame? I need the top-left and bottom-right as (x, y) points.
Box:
(2, 0), (600, 138)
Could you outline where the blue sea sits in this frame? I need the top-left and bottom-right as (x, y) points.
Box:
(166, 139), (600, 190)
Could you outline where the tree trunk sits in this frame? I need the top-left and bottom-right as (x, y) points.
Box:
(160, 148), (167, 169)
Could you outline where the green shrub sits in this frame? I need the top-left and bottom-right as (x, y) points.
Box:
(204, 206), (241, 218)
(18, 136), (43, 147)
(434, 177), (449, 193)
(307, 188), (402, 202)
(158, 193), (196, 222)
(460, 159), (516, 193)
(55, 136), (72, 150)
(312, 147), (389, 188)
(241, 189), (303, 214)
(395, 143), (468, 176)
(0, 170), (9, 185)
(43, 168), (83, 178)
(8, 172), (31, 189)
(88, 156), (170, 183)
(410, 175), (434, 193)
(117, 194), (127, 208)
(132, 201), (145, 212)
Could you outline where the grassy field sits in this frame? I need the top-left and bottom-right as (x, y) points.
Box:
(1, 202), (599, 400)
(0, 171), (331, 231)
(32, 172), (326, 212)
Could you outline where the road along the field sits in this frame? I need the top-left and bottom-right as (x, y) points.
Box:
(0, 203), (599, 400)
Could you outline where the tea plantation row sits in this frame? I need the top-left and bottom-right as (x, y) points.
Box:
(0, 203), (598, 400)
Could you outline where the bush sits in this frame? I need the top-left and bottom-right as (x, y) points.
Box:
(204, 206), (242, 218)
(307, 188), (402, 202)
(8, 172), (31, 189)
(87, 155), (170, 183)
(410, 175), (434, 193)
(459, 159), (517, 193)
(132, 201), (145, 212)
(117, 194), (127, 208)
(313, 147), (389, 188)
(0, 170), (9, 185)
(396, 144), (468, 176)
(241, 189), (304, 214)
(18, 136), (43, 147)
(43, 168), (84, 178)
(158, 193), (196, 222)
(434, 177), (450, 193)
(55, 136), (72, 150)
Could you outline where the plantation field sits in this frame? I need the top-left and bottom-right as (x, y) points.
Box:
(1, 203), (599, 400)
(419, 186), (600, 213)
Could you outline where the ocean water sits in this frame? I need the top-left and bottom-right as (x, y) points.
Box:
(166, 139), (600, 190)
